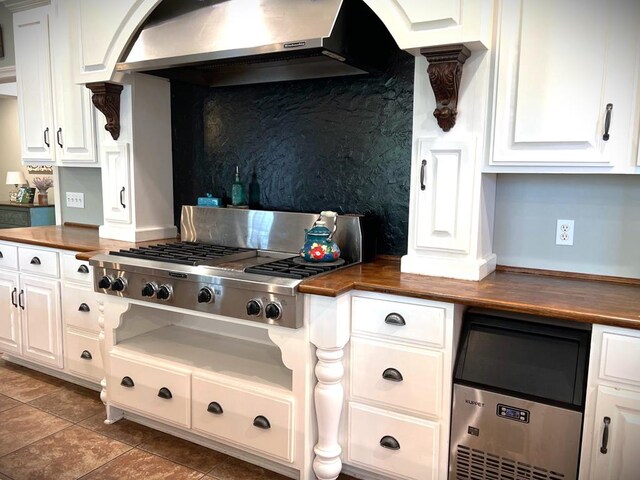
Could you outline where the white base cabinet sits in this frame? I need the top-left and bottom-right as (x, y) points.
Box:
(579, 325), (640, 480)
(0, 242), (63, 369)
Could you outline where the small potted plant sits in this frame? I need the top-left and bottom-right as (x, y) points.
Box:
(32, 177), (54, 205)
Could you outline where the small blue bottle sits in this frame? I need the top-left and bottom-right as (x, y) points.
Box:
(231, 165), (247, 207)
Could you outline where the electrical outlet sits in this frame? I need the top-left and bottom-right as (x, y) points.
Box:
(66, 192), (85, 209)
(556, 219), (574, 246)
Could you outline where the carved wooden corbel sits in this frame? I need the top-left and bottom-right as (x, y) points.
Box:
(421, 45), (471, 132)
(85, 82), (124, 141)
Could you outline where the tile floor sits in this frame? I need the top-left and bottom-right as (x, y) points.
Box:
(0, 357), (356, 480)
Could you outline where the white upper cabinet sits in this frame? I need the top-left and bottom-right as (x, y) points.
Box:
(489, 0), (640, 172)
(13, 1), (98, 166)
(364, 0), (494, 50)
(14, 6), (55, 164)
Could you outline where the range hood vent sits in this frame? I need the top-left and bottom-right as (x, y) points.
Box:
(117, 0), (398, 87)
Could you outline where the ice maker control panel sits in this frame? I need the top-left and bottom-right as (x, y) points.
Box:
(497, 404), (529, 423)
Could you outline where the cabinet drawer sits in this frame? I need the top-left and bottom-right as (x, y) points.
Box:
(62, 253), (92, 285)
(63, 285), (100, 332)
(192, 374), (293, 462)
(350, 338), (443, 418)
(65, 329), (103, 382)
(600, 333), (640, 387)
(352, 296), (446, 347)
(0, 243), (18, 270)
(18, 246), (59, 278)
(347, 403), (439, 480)
(109, 352), (191, 428)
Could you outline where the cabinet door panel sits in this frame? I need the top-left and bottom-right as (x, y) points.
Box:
(51, 0), (97, 164)
(0, 271), (21, 355)
(20, 276), (62, 368)
(414, 138), (474, 253)
(492, 0), (640, 167)
(590, 386), (640, 480)
(13, 7), (54, 163)
(101, 144), (131, 224)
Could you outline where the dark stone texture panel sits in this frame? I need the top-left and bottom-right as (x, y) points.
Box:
(171, 52), (414, 255)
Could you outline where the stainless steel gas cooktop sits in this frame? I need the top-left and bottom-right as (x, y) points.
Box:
(90, 207), (367, 328)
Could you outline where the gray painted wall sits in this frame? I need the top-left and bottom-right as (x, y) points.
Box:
(58, 167), (103, 225)
(493, 174), (640, 279)
(0, 4), (15, 69)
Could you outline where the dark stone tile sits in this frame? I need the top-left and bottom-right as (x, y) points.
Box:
(79, 413), (159, 446)
(139, 431), (227, 473)
(0, 425), (131, 480)
(81, 448), (204, 480)
(0, 394), (19, 413)
(28, 384), (105, 422)
(0, 404), (71, 456)
(207, 457), (289, 480)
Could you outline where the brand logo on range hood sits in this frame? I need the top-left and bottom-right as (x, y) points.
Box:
(284, 41), (306, 48)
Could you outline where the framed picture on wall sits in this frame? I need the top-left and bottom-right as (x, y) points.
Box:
(0, 25), (4, 58)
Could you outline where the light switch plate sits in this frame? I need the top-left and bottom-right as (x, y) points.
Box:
(66, 192), (85, 209)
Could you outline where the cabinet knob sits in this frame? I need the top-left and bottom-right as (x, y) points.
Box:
(384, 313), (406, 326)
(253, 415), (271, 429)
(30, 257), (41, 265)
(157, 387), (172, 400)
(77, 265), (89, 274)
(380, 435), (400, 450)
(120, 376), (134, 388)
(80, 350), (92, 360)
(382, 368), (404, 382)
(207, 402), (223, 415)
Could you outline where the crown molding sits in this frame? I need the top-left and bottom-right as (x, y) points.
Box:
(0, 0), (51, 13)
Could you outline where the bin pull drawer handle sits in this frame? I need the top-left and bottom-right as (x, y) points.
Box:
(207, 402), (223, 415)
(382, 368), (403, 382)
(380, 435), (400, 450)
(384, 313), (406, 326)
(157, 387), (172, 400)
(80, 350), (92, 360)
(30, 257), (41, 265)
(77, 265), (89, 274)
(78, 303), (90, 312)
(253, 415), (271, 429)
(0, 251), (3, 258)
(600, 416), (611, 454)
(120, 376), (134, 388)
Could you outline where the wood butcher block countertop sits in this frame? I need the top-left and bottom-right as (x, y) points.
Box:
(0, 225), (177, 259)
(299, 256), (640, 330)
(0, 227), (637, 330)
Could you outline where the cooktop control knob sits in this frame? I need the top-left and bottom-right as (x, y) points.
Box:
(197, 287), (214, 304)
(111, 278), (127, 292)
(265, 302), (282, 321)
(98, 276), (113, 290)
(157, 285), (172, 301)
(246, 300), (262, 316)
(141, 283), (157, 297)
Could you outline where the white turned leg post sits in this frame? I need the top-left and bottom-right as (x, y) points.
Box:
(313, 347), (345, 480)
(309, 293), (351, 480)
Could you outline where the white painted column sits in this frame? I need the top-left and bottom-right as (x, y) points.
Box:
(309, 293), (351, 480)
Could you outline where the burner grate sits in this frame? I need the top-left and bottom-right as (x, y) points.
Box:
(109, 242), (254, 266)
(245, 257), (346, 279)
